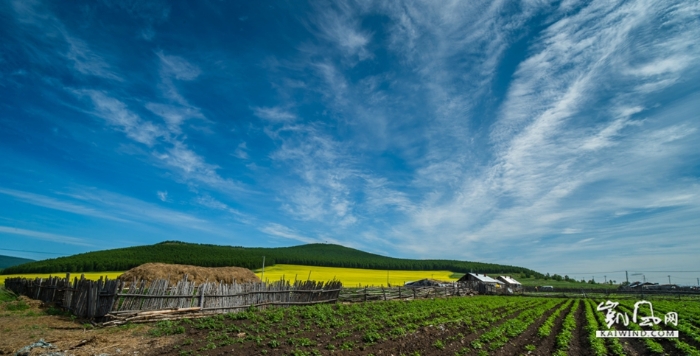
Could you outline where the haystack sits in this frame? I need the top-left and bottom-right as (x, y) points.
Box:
(118, 263), (260, 285)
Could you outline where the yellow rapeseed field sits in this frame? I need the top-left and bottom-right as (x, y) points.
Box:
(0, 272), (124, 285)
(254, 264), (458, 287)
(0, 265), (459, 287)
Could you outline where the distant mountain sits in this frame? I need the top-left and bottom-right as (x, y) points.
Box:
(0, 241), (542, 277)
(0, 255), (35, 269)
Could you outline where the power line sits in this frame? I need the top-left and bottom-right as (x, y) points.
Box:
(0, 248), (67, 256)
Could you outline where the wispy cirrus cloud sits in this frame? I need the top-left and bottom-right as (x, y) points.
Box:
(9, 0), (123, 81)
(308, 2), (373, 62)
(0, 188), (128, 223)
(0, 226), (91, 246)
(252, 106), (296, 122)
(78, 90), (167, 146)
(260, 223), (317, 244)
(387, 0), (700, 269)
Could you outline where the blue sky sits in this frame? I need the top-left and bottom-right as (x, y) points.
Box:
(1, 0), (699, 284)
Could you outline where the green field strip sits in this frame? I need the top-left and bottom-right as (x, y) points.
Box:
(593, 299), (664, 354)
(470, 299), (562, 352)
(585, 299), (624, 356)
(537, 299), (573, 338)
(646, 303), (700, 344)
(190, 296), (557, 354)
(551, 299), (580, 356)
(651, 300), (700, 330)
(616, 301), (699, 356)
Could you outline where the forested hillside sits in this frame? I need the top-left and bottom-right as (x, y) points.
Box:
(1, 241), (542, 277)
(0, 255), (35, 269)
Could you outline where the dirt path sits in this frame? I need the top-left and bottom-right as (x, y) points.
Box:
(568, 301), (587, 356)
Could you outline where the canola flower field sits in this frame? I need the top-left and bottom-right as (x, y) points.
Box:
(254, 264), (458, 286)
(0, 265), (458, 286)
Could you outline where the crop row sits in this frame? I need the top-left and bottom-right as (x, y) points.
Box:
(620, 301), (700, 356)
(537, 299), (572, 338)
(155, 297), (700, 356)
(584, 299), (624, 356)
(160, 296), (560, 355)
(465, 298), (561, 353)
(552, 299), (579, 356)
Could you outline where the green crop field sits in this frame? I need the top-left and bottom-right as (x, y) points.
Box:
(147, 296), (700, 355)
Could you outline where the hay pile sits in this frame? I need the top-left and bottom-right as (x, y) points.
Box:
(118, 263), (260, 285)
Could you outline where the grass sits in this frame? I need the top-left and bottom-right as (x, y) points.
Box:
(492, 275), (618, 290)
(0, 286), (17, 302)
(253, 264), (458, 286)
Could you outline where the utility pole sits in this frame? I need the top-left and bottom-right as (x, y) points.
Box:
(262, 256), (265, 281)
(697, 278), (699, 286)
(668, 275), (671, 284)
(626, 271), (629, 284)
(604, 275), (607, 284)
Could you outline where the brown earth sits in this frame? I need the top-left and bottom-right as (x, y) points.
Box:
(118, 263), (260, 285)
(0, 296), (180, 356)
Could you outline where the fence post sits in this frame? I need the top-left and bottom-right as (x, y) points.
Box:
(364, 287), (367, 302)
(413, 288), (416, 300)
(199, 286), (205, 308)
(35, 278), (43, 300)
(382, 287), (386, 301)
(398, 287), (402, 299)
(86, 281), (94, 319)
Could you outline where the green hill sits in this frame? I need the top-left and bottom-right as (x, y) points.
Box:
(0, 255), (35, 269)
(0, 241), (542, 277)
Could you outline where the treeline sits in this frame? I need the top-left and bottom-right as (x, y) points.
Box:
(1, 241), (542, 277)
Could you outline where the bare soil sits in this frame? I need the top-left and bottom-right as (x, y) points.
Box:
(0, 296), (179, 356)
(118, 263), (260, 285)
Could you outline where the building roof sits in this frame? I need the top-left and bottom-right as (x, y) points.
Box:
(498, 276), (522, 285)
(404, 278), (448, 286)
(465, 273), (500, 284)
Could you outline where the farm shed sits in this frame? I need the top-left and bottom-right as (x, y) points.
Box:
(497, 275), (522, 288)
(497, 276), (522, 294)
(457, 273), (501, 285)
(622, 281), (658, 290)
(404, 278), (451, 287)
(457, 273), (503, 294)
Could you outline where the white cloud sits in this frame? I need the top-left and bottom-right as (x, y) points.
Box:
(145, 102), (204, 133)
(157, 51), (201, 81)
(79, 90), (167, 146)
(157, 191), (168, 202)
(311, 2), (373, 61)
(0, 188), (127, 222)
(0, 226), (91, 246)
(260, 223), (317, 244)
(64, 35), (123, 81)
(252, 106), (296, 122)
(358, 1), (700, 266)
(233, 142), (249, 160)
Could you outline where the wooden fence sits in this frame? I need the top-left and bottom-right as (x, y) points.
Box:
(3, 274), (342, 321)
(4, 274), (119, 319)
(4, 276), (493, 322)
(338, 281), (479, 302)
